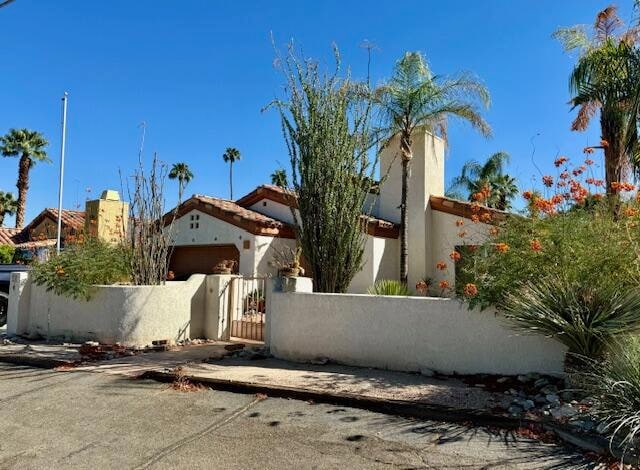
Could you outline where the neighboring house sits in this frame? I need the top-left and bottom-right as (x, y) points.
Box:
(165, 130), (501, 293)
(0, 190), (128, 256)
(0, 208), (85, 252)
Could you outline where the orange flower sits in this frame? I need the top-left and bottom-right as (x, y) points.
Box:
(585, 159), (595, 166)
(600, 139), (609, 148)
(436, 261), (447, 270)
(415, 280), (429, 294)
(458, 230), (467, 238)
(449, 251), (461, 262)
(455, 219), (465, 227)
(530, 239), (542, 252)
(470, 203), (481, 213)
(560, 171), (570, 180)
(480, 212), (492, 223)
(611, 182), (635, 192)
(471, 214), (480, 223)
(554, 156), (568, 167)
(624, 207), (638, 217)
(489, 226), (500, 236)
(542, 175), (554, 187)
(583, 147), (595, 154)
(439, 280), (450, 290)
(495, 243), (509, 253)
(463, 283), (478, 297)
(471, 192), (485, 202)
(522, 191), (533, 200)
(55, 266), (65, 277)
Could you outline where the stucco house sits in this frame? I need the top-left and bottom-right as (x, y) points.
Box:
(164, 131), (500, 293)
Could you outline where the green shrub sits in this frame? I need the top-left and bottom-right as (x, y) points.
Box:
(0, 245), (14, 264)
(32, 238), (132, 300)
(580, 337), (640, 460)
(368, 280), (411, 296)
(503, 277), (640, 358)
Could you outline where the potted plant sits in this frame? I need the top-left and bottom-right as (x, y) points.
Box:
(212, 259), (236, 274)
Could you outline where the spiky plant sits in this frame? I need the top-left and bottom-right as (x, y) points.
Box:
(375, 52), (491, 285)
(555, 5), (640, 189)
(367, 280), (411, 296)
(503, 277), (640, 359)
(168, 162), (194, 202)
(580, 337), (640, 461)
(222, 147), (241, 199)
(268, 44), (375, 293)
(0, 129), (49, 228)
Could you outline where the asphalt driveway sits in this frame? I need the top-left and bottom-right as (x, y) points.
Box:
(0, 364), (590, 469)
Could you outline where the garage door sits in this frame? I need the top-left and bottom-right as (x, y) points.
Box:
(168, 245), (240, 280)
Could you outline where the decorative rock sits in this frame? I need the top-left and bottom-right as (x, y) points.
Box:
(496, 377), (509, 384)
(517, 375), (529, 383)
(521, 399), (535, 411)
(551, 404), (577, 419)
(541, 384), (558, 395)
(545, 394), (561, 406)
(508, 405), (524, 416)
(534, 378), (549, 388)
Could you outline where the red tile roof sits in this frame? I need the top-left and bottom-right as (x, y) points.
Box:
(0, 209), (86, 247)
(236, 185), (399, 238)
(164, 195), (296, 238)
(430, 195), (507, 224)
(0, 227), (22, 246)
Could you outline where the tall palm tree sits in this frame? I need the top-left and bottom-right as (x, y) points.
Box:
(375, 52), (491, 285)
(0, 129), (49, 228)
(447, 151), (518, 210)
(222, 147), (241, 199)
(0, 191), (17, 227)
(168, 162), (194, 202)
(555, 5), (640, 192)
(270, 168), (288, 188)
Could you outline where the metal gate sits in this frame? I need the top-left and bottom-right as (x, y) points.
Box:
(229, 276), (267, 342)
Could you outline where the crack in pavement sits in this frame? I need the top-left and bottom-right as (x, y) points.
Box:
(132, 396), (263, 470)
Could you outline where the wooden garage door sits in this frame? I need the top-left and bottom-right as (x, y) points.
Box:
(169, 245), (240, 280)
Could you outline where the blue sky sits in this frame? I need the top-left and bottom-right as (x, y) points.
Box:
(0, 0), (633, 225)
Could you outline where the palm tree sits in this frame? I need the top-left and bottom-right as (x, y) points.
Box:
(270, 168), (288, 188)
(0, 129), (49, 228)
(375, 52), (491, 285)
(447, 151), (518, 210)
(0, 191), (17, 227)
(222, 147), (241, 199)
(168, 162), (194, 202)
(554, 5), (640, 192)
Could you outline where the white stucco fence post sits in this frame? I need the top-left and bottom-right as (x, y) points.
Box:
(7, 271), (31, 337)
(265, 276), (313, 348)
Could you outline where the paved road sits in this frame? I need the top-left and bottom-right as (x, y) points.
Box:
(0, 364), (590, 469)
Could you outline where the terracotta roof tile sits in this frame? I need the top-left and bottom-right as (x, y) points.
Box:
(0, 227), (22, 246)
(164, 195), (296, 238)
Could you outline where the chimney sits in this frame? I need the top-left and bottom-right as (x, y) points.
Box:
(84, 190), (129, 244)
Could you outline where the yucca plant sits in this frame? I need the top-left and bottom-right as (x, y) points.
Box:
(502, 277), (640, 359)
(579, 337), (640, 462)
(368, 280), (411, 296)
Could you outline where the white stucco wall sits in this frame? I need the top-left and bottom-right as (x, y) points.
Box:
(165, 209), (256, 275)
(268, 291), (567, 376)
(348, 235), (400, 293)
(10, 275), (209, 346)
(248, 200), (297, 226)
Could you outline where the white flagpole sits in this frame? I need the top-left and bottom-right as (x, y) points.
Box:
(56, 92), (68, 254)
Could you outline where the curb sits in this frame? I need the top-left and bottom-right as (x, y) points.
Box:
(140, 370), (613, 458)
(0, 353), (77, 369)
(139, 370), (600, 438)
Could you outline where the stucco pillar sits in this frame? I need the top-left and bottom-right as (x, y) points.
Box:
(7, 272), (31, 336)
(265, 276), (313, 348)
(203, 274), (240, 340)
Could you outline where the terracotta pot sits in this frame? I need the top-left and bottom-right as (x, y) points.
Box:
(280, 267), (300, 277)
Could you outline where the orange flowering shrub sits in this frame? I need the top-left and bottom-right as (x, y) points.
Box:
(456, 154), (640, 310)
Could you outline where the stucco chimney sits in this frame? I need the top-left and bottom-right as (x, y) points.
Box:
(84, 190), (129, 244)
(376, 130), (445, 286)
